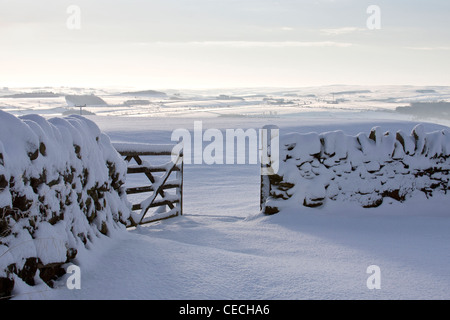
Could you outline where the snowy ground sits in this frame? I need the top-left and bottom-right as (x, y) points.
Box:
(11, 114), (449, 300)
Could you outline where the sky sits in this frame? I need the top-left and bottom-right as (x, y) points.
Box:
(0, 0), (449, 89)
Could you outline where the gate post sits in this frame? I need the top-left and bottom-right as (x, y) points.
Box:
(177, 150), (184, 217)
(260, 125), (279, 214)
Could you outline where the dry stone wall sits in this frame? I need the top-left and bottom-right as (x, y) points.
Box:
(0, 111), (131, 298)
(262, 125), (450, 214)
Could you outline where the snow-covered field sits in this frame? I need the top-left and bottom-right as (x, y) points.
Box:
(4, 86), (450, 300)
(1, 85), (450, 127)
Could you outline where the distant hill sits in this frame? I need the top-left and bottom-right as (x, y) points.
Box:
(415, 89), (436, 94)
(330, 90), (371, 95)
(124, 99), (151, 106)
(120, 90), (167, 98)
(65, 94), (108, 107)
(3, 91), (62, 98)
(217, 94), (244, 101)
(396, 101), (450, 119)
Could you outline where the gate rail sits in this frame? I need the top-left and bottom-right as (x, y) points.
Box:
(113, 142), (183, 227)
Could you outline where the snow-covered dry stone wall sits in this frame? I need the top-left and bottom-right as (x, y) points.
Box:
(262, 125), (450, 214)
(0, 111), (130, 298)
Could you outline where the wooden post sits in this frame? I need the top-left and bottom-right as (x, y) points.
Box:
(178, 151), (184, 216)
(260, 125), (279, 213)
(77, 104), (86, 115)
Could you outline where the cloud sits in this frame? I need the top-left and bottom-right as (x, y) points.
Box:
(320, 27), (366, 35)
(150, 41), (353, 48)
(405, 46), (450, 51)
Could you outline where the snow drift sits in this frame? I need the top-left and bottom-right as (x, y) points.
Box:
(262, 125), (450, 213)
(0, 111), (130, 298)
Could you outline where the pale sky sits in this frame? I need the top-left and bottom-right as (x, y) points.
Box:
(1, 0), (449, 89)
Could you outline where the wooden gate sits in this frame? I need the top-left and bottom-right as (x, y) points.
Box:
(113, 142), (183, 227)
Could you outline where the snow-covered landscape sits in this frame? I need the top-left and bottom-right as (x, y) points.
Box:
(1, 85), (449, 127)
(2, 0), (450, 304)
(1, 85), (449, 300)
